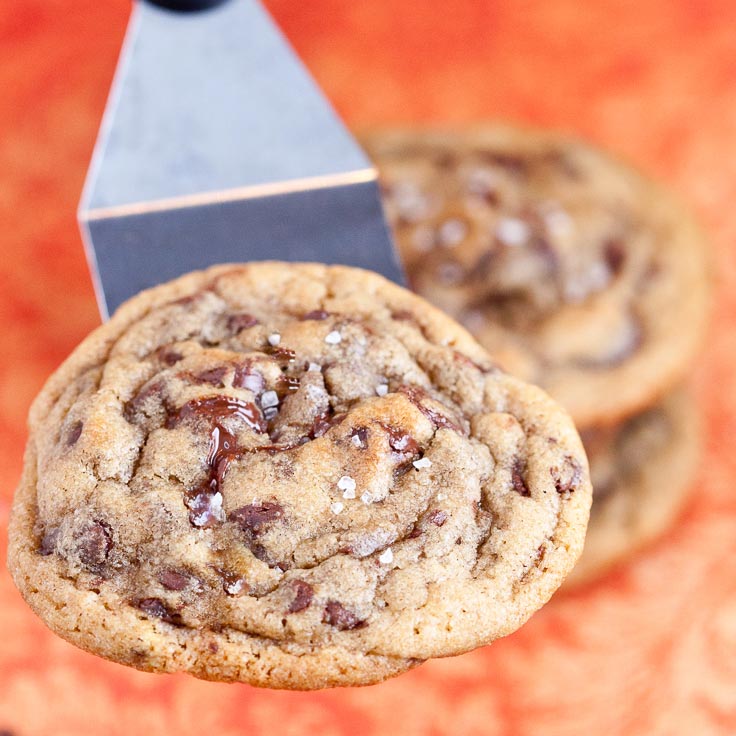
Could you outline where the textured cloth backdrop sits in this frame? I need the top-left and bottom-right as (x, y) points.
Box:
(1, 2), (735, 734)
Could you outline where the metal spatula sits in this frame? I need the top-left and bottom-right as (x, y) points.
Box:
(78, 0), (402, 320)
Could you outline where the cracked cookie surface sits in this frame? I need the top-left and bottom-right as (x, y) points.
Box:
(565, 388), (699, 586)
(365, 125), (711, 426)
(8, 262), (590, 689)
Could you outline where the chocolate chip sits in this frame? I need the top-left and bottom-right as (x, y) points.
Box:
(429, 510), (448, 526)
(158, 569), (191, 591)
(398, 385), (463, 433)
(511, 458), (531, 497)
(604, 239), (626, 275)
(124, 380), (165, 423)
(480, 150), (528, 176)
(65, 420), (83, 446)
(301, 310), (330, 321)
(227, 313), (259, 333)
(322, 601), (365, 630)
(407, 526), (423, 539)
(38, 527), (59, 556)
(310, 408), (345, 438)
(287, 580), (314, 613)
(393, 461), (415, 479)
(133, 597), (182, 626)
(77, 520), (113, 570)
(157, 346), (184, 365)
(229, 502), (284, 535)
(551, 455), (582, 494)
(192, 366), (228, 387)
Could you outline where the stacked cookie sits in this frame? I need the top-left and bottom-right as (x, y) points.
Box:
(366, 125), (711, 584)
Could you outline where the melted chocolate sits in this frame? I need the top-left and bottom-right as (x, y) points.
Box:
(167, 396), (266, 433)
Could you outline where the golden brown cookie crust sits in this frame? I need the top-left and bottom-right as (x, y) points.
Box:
(8, 263), (590, 688)
(365, 124), (712, 427)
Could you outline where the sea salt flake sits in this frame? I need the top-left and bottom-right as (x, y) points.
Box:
(351, 434), (364, 448)
(437, 218), (468, 247)
(413, 457), (432, 469)
(361, 491), (374, 505)
(267, 333), (281, 346)
(224, 577), (245, 595)
(261, 390), (279, 408)
(337, 476), (357, 498)
(378, 548), (394, 565)
(375, 383), (389, 397)
(308, 362), (322, 372)
(330, 501), (344, 515)
(325, 330), (342, 345)
(496, 217), (530, 245)
(436, 493), (446, 501)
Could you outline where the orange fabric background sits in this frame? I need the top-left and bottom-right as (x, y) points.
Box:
(1, 2), (735, 734)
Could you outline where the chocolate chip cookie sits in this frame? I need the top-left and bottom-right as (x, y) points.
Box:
(365, 126), (711, 426)
(565, 388), (699, 586)
(8, 262), (591, 689)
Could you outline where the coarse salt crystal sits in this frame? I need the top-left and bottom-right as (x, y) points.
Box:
(267, 333), (281, 346)
(436, 493), (446, 501)
(378, 548), (394, 565)
(351, 434), (364, 448)
(330, 502), (344, 515)
(361, 491), (373, 505)
(261, 390), (279, 408)
(325, 330), (342, 345)
(375, 383), (389, 397)
(337, 476), (356, 499)
(495, 217), (530, 245)
(413, 457), (432, 469)
(308, 362), (321, 372)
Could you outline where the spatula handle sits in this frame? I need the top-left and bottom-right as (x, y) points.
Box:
(144, 0), (230, 11)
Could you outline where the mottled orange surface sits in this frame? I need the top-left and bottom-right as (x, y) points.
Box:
(1, 2), (735, 734)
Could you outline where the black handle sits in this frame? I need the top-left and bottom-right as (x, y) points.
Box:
(144, 0), (231, 11)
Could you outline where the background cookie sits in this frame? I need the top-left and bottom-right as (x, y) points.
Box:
(564, 388), (699, 586)
(8, 262), (591, 689)
(365, 125), (711, 427)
